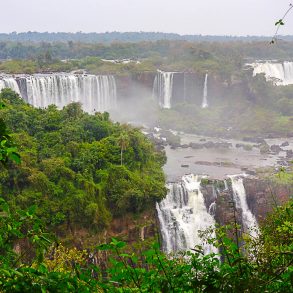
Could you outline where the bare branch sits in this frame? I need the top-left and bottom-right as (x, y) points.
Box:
(271, 3), (293, 44)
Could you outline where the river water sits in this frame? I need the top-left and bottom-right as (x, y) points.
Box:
(163, 132), (293, 181)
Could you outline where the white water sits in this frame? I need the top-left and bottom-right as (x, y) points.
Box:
(250, 61), (293, 85)
(201, 73), (208, 108)
(229, 175), (259, 238)
(156, 174), (217, 254)
(0, 74), (117, 113)
(153, 70), (174, 109)
(0, 78), (21, 95)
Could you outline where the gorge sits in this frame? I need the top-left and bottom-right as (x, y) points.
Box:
(0, 60), (292, 255)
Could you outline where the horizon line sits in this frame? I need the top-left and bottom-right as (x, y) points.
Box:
(1, 31), (293, 38)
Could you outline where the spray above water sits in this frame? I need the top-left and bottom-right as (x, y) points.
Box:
(201, 73), (208, 108)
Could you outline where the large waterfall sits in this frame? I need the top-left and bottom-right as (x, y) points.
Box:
(201, 73), (208, 108)
(0, 74), (117, 113)
(250, 61), (293, 85)
(156, 174), (217, 254)
(153, 70), (175, 109)
(229, 175), (259, 238)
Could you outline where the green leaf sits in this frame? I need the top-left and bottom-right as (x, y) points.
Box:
(8, 152), (21, 164)
(97, 243), (112, 251)
(152, 242), (160, 250)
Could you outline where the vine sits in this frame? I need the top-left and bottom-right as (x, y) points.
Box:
(271, 3), (293, 44)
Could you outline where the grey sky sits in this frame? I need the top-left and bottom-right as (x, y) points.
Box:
(1, 0), (293, 36)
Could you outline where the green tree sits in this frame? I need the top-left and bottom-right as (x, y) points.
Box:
(118, 131), (129, 166)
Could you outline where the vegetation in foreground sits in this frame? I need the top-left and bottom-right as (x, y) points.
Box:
(0, 192), (292, 292)
(0, 89), (166, 238)
(0, 88), (292, 292)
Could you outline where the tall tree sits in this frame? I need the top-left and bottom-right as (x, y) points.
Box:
(118, 132), (129, 166)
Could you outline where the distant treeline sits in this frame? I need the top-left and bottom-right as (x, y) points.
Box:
(1, 31), (293, 43)
(1, 39), (293, 63)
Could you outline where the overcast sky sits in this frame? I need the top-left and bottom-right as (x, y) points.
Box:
(1, 0), (293, 36)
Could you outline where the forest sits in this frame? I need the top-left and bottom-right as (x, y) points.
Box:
(0, 28), (292, 292)
(0, 88), (292, 292)
(1, 31), (293, 43)
(0, 39), (293, 72)
(0, 88), (166, 234)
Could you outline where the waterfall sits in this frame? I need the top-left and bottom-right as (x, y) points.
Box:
(251, 61), (293, 85)
(0, 74), (117, 113)
(208, 202), (216, 216)
(201, 73), (208, 108)
(224, 179), (229, 191)
(156, 174), (217, 254)
(229, 175), (259, 238)
(153, 70), (174, 109)
(0, 77), (21, 95)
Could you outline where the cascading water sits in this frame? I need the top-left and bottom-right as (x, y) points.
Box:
(0, 77), (21, 95)
(153, 70), (174, 109)
(0, 74), (117, 113)
(250, 61), (293, 85)
(208, 186), (217, 216)
(201, 73), (208, 108)
(156, 174), (217, 254)
(229, 175), (259, 238)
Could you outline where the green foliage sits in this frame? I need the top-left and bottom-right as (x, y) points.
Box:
(0, 97), (21, 165)
(158, 75), (293, 138)
(0, 95), (292, 291)
(0, 89), (166, 233)
(1, 38), (293, 76)
(0, 216), (101, 292)
(94, 200), (292, 292)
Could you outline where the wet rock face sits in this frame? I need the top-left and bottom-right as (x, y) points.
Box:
(189, 141), (232, 149)
(243, 179), (291, 221)
(270, 144), (282, 153)
(259, 142), (270, 154)
(201, 184), (216, 211)
(215, 188), (242, 227)
(286, 150), (293, 158)
(70, 178), (291, 249)
(281, 141), (289, 147)
(201, 178), (291, 228)
(243, 137), (266, 144)
(201, 180), (240, 227)
(108, 211), (158, 243)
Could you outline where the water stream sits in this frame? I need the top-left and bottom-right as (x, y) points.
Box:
(201, 73), (208, 108)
